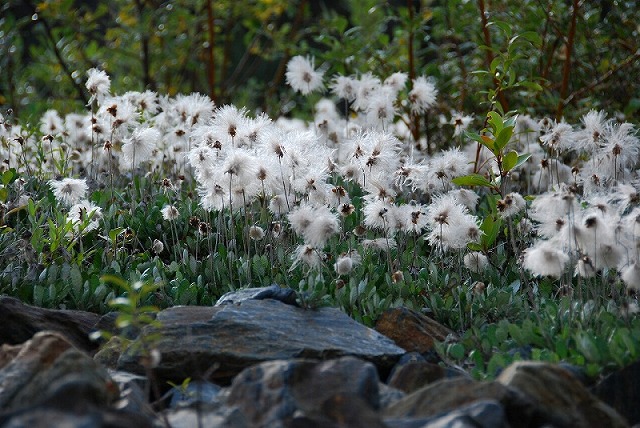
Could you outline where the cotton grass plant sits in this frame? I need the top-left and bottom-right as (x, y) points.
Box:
(1, 52), (639, 380)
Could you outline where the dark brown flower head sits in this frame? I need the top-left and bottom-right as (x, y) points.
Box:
(198, 222), (210, 235)
(332, 186), (347, 198)
(584, 215), (598, 228)
(257, 167), (267, 181)
(107, 104), (118, 117)
(411, 210), (422, 224)
(340, 203), (355, 217)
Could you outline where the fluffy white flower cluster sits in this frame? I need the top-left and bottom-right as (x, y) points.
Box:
(48, 178), (101, 235)
(523, 183), (640, 289)
(7, 68), (640, 290)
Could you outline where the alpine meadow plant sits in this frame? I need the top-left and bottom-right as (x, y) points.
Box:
(1, 5), (639, 384)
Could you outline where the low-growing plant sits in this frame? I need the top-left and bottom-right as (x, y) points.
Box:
(0, 4), (639, 385)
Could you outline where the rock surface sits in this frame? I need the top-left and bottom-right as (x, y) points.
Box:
(591, 359), (640, 425)
(497, 361), (629, 428)
(0, 296), (101, 353)
(375, 307), (456, 356)
(110, 298), (406, 383)
(215, 284), (298, 306)
(0, 291), (633, 428)
(0, 330), (152, 427)
(226, 356), (384, 427)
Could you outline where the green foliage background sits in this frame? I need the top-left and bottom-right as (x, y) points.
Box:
(2, 0), (640, 122)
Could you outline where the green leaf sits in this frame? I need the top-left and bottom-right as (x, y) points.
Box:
(448, 343), (465, 360)
(28, 198), (37, 218)
(101, 274), (129, 291)
(502, 150), (518, 172)
(1, 169), (16, 185)
(452, 174), (494, 188)
(486, 20), (512, 38)
(487, 111), (504, 135)
(108, 227), (124, 242)
(515, 31), (542, 46)
(504, 115), (518, 129)
(487, 353), (508, 376)
(515, 81), (544, 92)
(494, 126), (514, 151)
(575, 332), (601, 363)
(480, 215), (502, 249)
(508, 323), (525, 345)
(0, 188), (7, 202)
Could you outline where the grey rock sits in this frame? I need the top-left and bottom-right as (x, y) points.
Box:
(422, 399), (508, 428)
(168, 380), (222, 408)
(0, 331), (75, 410)
(108, 371), (154, 418)
(9, 348), (115, 411)
(0, 332), (152, 428)
(387, 361), (467, 393)
(378, 382), (405, 410)
(215, 284), (298, 306)
(592, 358), (640, 425)
(497, 360), (629, 428)
(383, 376), (536, 427)
(385, 400), (508, 428)
(226, 356), (384, 428)
(0, 406), (154, 428)
(0, 296), (101, 353)
(162, 405), (248, 428)
(113, 299), (405, 384)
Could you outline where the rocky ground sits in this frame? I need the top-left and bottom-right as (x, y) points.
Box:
(0, 286), (637, 427)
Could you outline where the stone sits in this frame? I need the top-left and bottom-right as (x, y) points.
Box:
(375, 307), (456, 356)
(294, 394), (388, 428)
(0, 296), (101, 353)
(385, 399), (509, 428)
(168, 379), (223, 408)
(592, 358), (640, 425)
(0, 331), (75, 410)
(0, 344), (22, 370)
(497, 361), (629, 428)
(0, 406), (154, 428)
(387, 361), (466, 393)
(226, 356), (385, 427)
(215, 284), (298, 306)
(92, 336), (129, 370)
(8, 347), (116, 411)
(162, 405), (248, 428)
(383, 376), (536, 427)
(112, 299), (405, 384)
(378, 382), (405, 410)
(0, 330), (153, 427)
(109, 371), (155, 419)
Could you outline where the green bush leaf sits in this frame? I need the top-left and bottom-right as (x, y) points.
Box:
(448, 343), (466, 360)
(502, 150), (518, 172)
(494, 125), (514, 151)
(452, 174), (494, 188)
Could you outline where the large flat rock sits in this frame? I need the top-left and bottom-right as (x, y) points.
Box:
(113, 299), (405, 383)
